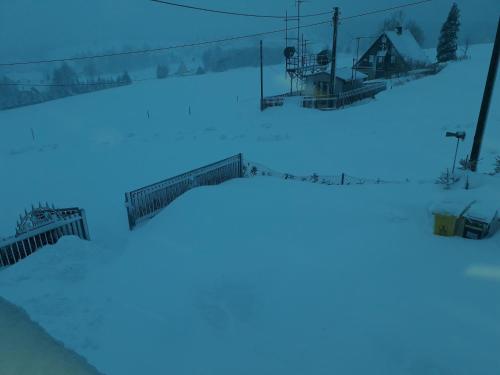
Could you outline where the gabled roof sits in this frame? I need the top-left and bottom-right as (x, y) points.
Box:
(383, 30), (430, 65)
(355, 29), (430, 67)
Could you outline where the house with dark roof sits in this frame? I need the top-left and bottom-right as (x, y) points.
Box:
(354, 27), (430, 79)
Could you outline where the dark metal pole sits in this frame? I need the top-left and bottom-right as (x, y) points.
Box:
(469, 17), (500, 171)
(285, 11), (288, 81)
(355, 37), (361, 81)
(452, 138), (460, 175)
(351, 58), (355, 86)
(329, 7), (339, 96)
(285, 11), (293, 95)
(297, 0), (301, 69)
(260, 40), (264, 111)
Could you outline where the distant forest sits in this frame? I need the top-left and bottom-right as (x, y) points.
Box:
(0, 63), (131, 111)
(0, 44), (283, 111)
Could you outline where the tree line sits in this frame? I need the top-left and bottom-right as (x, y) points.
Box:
(0, 63), (131, 111)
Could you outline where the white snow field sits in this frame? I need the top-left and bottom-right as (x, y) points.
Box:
(0, 44), (499, 375)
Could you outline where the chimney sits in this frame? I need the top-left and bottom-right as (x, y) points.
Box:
(395, 26), (403, 35)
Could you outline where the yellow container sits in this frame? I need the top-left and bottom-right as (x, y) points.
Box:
(433, 213), (458, 237)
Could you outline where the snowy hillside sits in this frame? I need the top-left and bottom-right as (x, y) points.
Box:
(0, 43), (499, 375)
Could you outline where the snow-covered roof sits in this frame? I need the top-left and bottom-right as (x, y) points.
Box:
(431, 200), (473, 216)
(336, 67), (367, 81)
(466, 202), (499, 222)
(305, 66), (367, 82)
(384, 30), (430, 65)
(431, 199), (499, 223)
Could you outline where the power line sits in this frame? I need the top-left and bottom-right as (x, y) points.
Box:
(150, 0), (432, 21)
(0, 0), (434, 68)
(0, 20), (330, 67)
(151, 0), (287, 19)
(0, 78), (156, 87)
(150, 0), (331, 19)
(340, 0), (433, 21)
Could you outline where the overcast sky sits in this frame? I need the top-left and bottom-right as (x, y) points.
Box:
(1, 0), (498, 63)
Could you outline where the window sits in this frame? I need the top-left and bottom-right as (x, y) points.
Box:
(391, 55), (396, 64)
(368, 55), (375, 63)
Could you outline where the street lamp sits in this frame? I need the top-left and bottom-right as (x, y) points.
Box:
(446, 131), (466, 175)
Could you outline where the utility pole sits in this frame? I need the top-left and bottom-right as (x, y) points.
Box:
(285, 11), (288, 80)
(354, 37), (361, 81)
(296, 0), (302, 93)
(260, 40), (264, 111)
(469, 17), (500, 171)
(329, 7), (339, 96)
(297, 0), (302, 69)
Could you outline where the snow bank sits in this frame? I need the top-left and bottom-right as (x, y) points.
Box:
(0, 43), (499, 375)
(1, 177), (500, 375)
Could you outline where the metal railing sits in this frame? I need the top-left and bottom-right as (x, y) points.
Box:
(263, 82), (387, 111)
(0, 205), (90, 268)
(302, 82), (387, 109)
(125, 154), (244, 230)
(262, 91), (302, 110)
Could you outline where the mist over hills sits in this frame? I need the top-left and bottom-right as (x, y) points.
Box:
(1, 0), (498, 65)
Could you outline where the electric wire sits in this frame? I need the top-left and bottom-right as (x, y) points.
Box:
(0, 0), (434, 87)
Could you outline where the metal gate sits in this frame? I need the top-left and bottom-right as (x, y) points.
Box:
(0, 205), (90, 268)
(125, 154), (244, 230)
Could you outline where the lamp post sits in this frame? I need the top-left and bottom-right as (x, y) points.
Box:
(445, 131), (466, 175)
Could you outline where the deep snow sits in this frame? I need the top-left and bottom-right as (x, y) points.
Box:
(0, 43), (499, 375)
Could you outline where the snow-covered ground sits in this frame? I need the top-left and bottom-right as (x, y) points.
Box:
(0, 43), (499, 375)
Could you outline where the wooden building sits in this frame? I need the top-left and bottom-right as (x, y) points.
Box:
(355, 27), (430, 79)
(303, 67), (367, 97)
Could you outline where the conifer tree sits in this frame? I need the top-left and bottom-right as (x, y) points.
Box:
(437, 3), (461, 63)
(156, 64), (169, 79)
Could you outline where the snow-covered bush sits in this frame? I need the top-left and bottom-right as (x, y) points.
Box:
(458, 157), (470, 171)
(435, 169), (460, 189)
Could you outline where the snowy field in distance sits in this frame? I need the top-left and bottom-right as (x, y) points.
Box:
(0, 43), (499, 375)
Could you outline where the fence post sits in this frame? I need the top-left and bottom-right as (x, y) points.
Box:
(239, 153), (244, 177)
(341, 173), (345, 185)
(125, 193), (135, 231)
(79, 209), (91, 240)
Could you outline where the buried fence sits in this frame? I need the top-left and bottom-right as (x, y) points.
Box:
(125, 153), (244, 230)
(245, 160), (406, 186)
(0, 205), (90, 268)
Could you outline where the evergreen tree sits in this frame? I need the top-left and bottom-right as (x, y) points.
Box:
(51, 63), (79, 97)
(118, 71), (132, 85)
(437, 3), (461, 63)
(0, 76), (21, 109)
(156, 64), (169, 79)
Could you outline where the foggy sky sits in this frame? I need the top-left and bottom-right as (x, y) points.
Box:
(1, 0), (498, 63)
